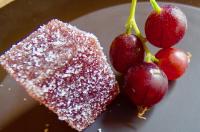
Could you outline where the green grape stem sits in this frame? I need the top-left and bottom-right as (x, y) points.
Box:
(150, 0), (162, 13)
(125, 0), (159, 63)
(125, 0), (140, 35)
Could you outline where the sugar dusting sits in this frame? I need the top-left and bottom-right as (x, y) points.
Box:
(0, 19), (119, 131)
(23, 98), (27, 101)
(98, 128), (102, 132)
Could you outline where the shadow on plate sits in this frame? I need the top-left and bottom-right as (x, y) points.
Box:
(166, 80), (177, 97)
(1, 104), (76, 132)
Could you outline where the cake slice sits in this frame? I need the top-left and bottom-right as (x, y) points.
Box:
(0, 19), (119, 131)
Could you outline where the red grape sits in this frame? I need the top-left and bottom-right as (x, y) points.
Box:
(109, 34), (144, 73)
(155, 48), (189, 80)
(124, 62), (168, 107)
(145, 5), (187, 48)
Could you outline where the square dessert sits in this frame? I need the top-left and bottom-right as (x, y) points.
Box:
(0, 19), (119, 131)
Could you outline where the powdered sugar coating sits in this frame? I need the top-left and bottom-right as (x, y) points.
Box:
(0, 19), (119, 131)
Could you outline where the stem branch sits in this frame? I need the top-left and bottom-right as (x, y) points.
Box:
(125, 0), (159, 63)
(125, 0), (140, 35)
(150, 0), (162, 13)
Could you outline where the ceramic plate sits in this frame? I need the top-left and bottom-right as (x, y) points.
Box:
(0, 2), (200, 132)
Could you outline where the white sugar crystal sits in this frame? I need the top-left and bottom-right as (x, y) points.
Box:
(46, 51), (56, 62)
(98, 128), (102, 132)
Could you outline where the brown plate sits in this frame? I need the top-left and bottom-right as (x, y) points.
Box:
(1, 2), (200, 132)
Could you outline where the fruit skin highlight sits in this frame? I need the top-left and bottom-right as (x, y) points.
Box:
(109, 34), (144, 74)
(156, 48), (190, 80)
(145, 5), (187, 48)
(124, 62), (168, 108)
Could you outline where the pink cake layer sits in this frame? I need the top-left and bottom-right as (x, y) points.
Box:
(0, 19), (119, 131)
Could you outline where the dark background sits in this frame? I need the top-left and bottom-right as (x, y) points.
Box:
(0, 0), (199, 54)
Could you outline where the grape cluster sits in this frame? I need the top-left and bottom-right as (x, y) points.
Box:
(109, 0), (191, 119)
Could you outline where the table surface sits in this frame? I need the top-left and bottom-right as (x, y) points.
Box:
(0, 0), (200, 132)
